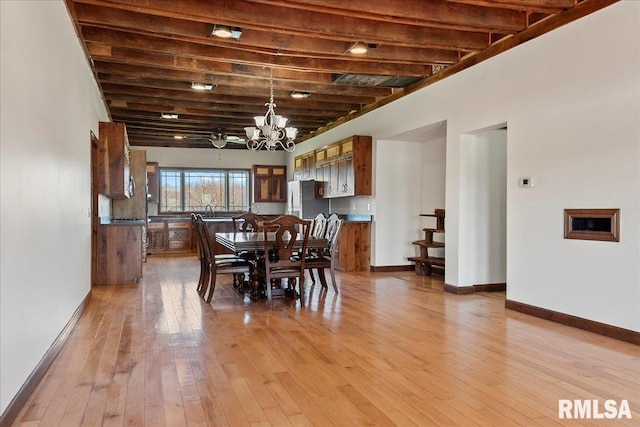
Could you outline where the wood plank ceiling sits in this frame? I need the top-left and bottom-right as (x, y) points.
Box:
(66, 0), (617, 149)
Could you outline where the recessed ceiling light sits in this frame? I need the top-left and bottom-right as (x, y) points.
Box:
(349, 41), (368, 55)
(290, 91), (311, 99)
(161, 113), (178, 119)
(173, 135), (184, 139)
(211, 24), (242, 40)
(191, 82), (214, 91)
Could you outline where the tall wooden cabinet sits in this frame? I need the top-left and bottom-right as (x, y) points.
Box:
(253, 165), (287, 202)
(112, 150), (146, 219)
(146, 162), (159, 203)
(99, 122), (132, 199)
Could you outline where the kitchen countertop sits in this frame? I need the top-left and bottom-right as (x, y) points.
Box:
(100, 218), (146, 226)
(338, 214), (373, 223)
(148, 215), (233, 222)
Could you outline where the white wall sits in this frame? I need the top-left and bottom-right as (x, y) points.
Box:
(294, 2), (639, 331)
(0, 0), (109, 414)
(458, 129), (507, 286)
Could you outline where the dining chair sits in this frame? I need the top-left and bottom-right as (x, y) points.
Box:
(261, 214), (311, 307)
(191, 213), (208, 295)
(302, 217), (342, 293)
(232, 211), (264, 232)
(193, 214), (239, 295)
(231, 211), (266, 264)
(304, 213), (327, 283)
(195, 215), (252, 302)
(311, 213), (328, 240)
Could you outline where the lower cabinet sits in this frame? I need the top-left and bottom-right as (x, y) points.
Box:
(97, 225), (143, 285)
(335, 221), (371, 272)
(147, 222), (166, 253)
(147, 219), (196, 255)
(167, 221), (191, 251)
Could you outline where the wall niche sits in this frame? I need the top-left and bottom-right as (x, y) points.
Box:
(564, 208), (619, 242)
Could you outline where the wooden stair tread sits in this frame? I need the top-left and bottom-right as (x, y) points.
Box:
(408, 256), (445, 266)
(411, 240), (445, 248)
(423, 228), (445, 233)
(413, 210), (445, 276)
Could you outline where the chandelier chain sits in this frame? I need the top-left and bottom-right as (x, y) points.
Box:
(244, 68), (297, 152)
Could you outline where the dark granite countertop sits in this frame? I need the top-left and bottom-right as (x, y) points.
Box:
(100, 218), (146, 226)
(338, 214), (373, 222)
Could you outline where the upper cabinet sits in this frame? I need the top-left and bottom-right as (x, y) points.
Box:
(314, 135), (372, 198)
(112, 150), (147, 219)
(293, 151), (315, 181)
(146, 162), (159, 203)
(99, 122), (132, 199)
(253, 165), (287, 202)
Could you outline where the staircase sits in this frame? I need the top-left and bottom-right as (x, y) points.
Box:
(408, 209), (445, 275)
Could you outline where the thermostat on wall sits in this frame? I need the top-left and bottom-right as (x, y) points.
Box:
(519, 177), (534, 188)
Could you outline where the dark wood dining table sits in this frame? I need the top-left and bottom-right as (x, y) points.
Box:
(214, 232), (328, 301)
(215, 231), (327, 253)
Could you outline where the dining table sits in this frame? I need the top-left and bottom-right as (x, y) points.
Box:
(215, 231), (328, 253)
(214, 231), (328, 300)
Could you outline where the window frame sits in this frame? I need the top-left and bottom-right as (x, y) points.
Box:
(158, 167), (251, 214)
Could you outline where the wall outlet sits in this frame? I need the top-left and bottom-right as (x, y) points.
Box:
(519, 177), (534, 188)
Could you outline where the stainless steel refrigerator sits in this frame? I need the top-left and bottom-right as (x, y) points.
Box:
(287, 180), (329, 219)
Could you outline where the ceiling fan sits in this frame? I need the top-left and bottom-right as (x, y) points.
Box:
(179, 128), (246, 150)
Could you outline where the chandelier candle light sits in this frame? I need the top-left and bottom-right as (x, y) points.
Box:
(244, 72), (297, 152)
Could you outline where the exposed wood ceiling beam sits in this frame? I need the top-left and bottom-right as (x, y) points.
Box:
(64, 0), (618, 148)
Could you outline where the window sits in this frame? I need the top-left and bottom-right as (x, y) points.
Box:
(159, 168), (250, 213)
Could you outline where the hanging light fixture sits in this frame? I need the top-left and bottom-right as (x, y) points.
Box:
(244, 70), (297, 152)
(209, 129), (228, 150)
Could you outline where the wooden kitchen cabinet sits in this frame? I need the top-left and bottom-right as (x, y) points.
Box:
(167, 221), (191, 251)
(147, 222), (166, 253)
(97, 225), (143, 285)
(146, 162), (159, 203)
(112, 150), (146, 219)
(293, 152), (315, 181)
(99, 122), (132, 199)
(146, 219), (196, 255)
(316, 135), (371, 198)
(335, 221), (371, 272)
(253, 165), (287, 202)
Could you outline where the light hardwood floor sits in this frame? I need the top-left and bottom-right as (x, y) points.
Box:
(13, 256), (640, 426)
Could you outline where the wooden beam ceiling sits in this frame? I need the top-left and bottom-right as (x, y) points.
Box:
(65, 0), (618, 148)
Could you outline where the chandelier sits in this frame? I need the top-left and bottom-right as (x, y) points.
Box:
(244, 71), (297, 152)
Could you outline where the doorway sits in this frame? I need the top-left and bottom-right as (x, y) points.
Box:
(91, 131), (99, 288)
(458, 126), (507, 288)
